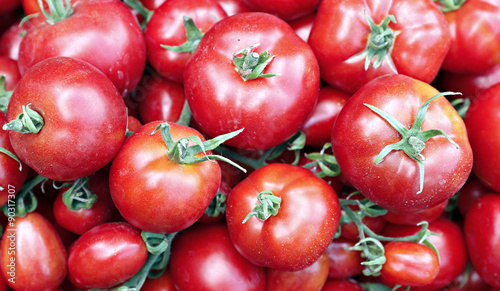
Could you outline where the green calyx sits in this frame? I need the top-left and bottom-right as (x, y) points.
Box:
(123, 0), (153, 30)
(433, 0), (466, 12)
(233, 43), (279, 81)
(303, 142), (341, 178)
(364, 92), (461, 195)
(2, 103), (44, 134)
(242, 190), (281, 223)
(57, 177), (98, 211)
(38, 0), (73, 24)
(364, 12), (398, 70)
(0, 75), (13, 113)
(162, 16), (204, 54)
(204, 191), (227, 218)
(150, 122), (246, 172)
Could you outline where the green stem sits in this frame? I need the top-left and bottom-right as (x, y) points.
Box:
(162, 16), (204, 54)
(124, 0), (153, 30)
(0, 75), (13, 113)
(242, 190), (281, 223)
(433, 0), (466, 12)
(204, 191), (226, 217)
(0, 147), (22, 171)
(61, 177), (98, 211)
(233, 44), (279, 81)
(38, 0), (73, 24)
(175, 99), (192, 126)
(1, 175), (47, 217)
(2, 104), (44, 134)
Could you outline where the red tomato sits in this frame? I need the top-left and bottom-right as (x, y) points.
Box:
(308, 0), (450, 94)
(197, 179), (231, 223)
(169, 222), (266, 291)
(68, 222), (148, 289)
(457, 174), (492, 217)
(321, 279), (365, 291)
(126, 116), (143, 136)
(464, 83), (500, 192)
(440, 62), (500, 100)
(109, 121), (222, 233)
(142, 269), (176, 291)
(5, 57), (127, 181)
(242, 0), (321, 21)
(144, 0), (227, 84)
(0, 18), (42, 61)
(184, 12), (320, 150)
(383, 200), (448, 226)
(21, 0), (77, 15)
(0, 0), (21, 15)
(0, 56), (20, 91)
(216, 0), (253, 16)
(332, 74), (472, 213)
(325, 238), (364, 279)
(0, 212), (67, 290)
(18, 0), (146, 95)
(464, 194), (500, 288)
(381, 241), (440, 287)
(226, 163), (340, 271)
(288, 12), (316, 42)
(140, 0), (166, 11)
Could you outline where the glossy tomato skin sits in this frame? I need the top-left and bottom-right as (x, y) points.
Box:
(144, 0), (227, 84)
(68, 222), (148, 289)
(464, 194), (500, 288)
(184, 12), (320, 150)
(321, 279), (365, 291)
(109, 121), (221, 233)
(216, 0), (253, 16)
(142, 269), (176, 291)
(288, 12), (316, 42)
(226, 163), (340, 271)
(381, 241), (440, 287)
(0, 18), (41, 61)
(0, 212), (67, 291)
(332, 74), (472, 213)
(382, 200), (448, 226)
(0, 56), (21, 90)
(169, 222), (266, 291)
(18, 0), (146, 96)
(242, 0), (321, 21)
(6, 57), (127, 181)
(308, 0), (450, 94)
(457, 175), (492, 217)
(325, 238), (364, 279)
(465, 83), (500, 192)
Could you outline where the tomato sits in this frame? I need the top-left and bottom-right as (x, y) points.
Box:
(464, 83), (500, 192)
(226, 163), (340, 271)
(140, 0), (166, 11)
(0, 212), (67, 290)
(169, 222), (266, 290)
(184, 12), (320, 150)
(0, 0), (21, 15)
(0, 18), (41, 61)
(381, 241), (440, 287)
(288, 12), (316, 42)
(144, 0), (227, 84)
(266, 251), (329, 291)
(383, 200), (448, 226)
(4, 57), (127, 181)
(464, 194), (500, 288)
(332, 74), (472, 213)
(110, 121), (222, 233)
(0, 56), (20, 91)
(440, 0), (500, 74)
(216, 0), (253, 16)
(67, 222), (148, 289)
(325, 238), (364, 279)
(142, 269), (176, 291)
(126, 116), (143, 136)
(457, 175), (492, 217)
(308, 0), (450, 94)
(242, 0), (321, 21)
(321, 279), (365, 291)
(18, 0), (146, 96)
(197, 179), (231, 223)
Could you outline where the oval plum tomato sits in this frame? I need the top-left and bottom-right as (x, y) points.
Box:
(109, 121), (222, 233)
(325, 238), (364, 279)
(465, 83), (500, 192)
(464, 194), (500, 288)
(184, 12), (320, 150)
(4, 57), (127, 181)
(308, 0), (450, 94)
(18, 0), (146, 96)
(226, 163), (340, 271)
(144, 0), (227, 84)
(332, 74), (472, 213)
(68, 222), (148, 289)
(242, 0), (321, 21)
(169, 222), (266, 291)
(381, 241), (440, 287)
(266, 251), (329, 291)
(0, 212), (67, 290)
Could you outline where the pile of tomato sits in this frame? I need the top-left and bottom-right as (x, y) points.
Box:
(1, 0), (500, 290)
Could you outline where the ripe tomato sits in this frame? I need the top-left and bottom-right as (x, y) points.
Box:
(382, 200), (448, 226)
(0, 56), (20, 91)
(67, 222), (148, 289)
(169, 222), (266, 291)
(216, 0), (253, 16)
(142, 269), (176, 291)
(0, 0), (21, 15)
(308, 0), (450, 94)
(242, 0), (321, 21)
(288, 12), (316, 42)
(184, 12), (320, 150)
(226, 163), (340, 271)
(457, 174), (492, 217)
(325, 238), (364, 279)
(0, 212), (67, 290)
(332, 74), (472, 213)
(321, 279), (365, 291)
(5, 57), (127, 181)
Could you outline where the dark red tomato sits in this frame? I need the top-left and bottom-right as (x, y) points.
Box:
(144, 0), (227, 84)
(332, 74), (472, 214)
(18, 0), (146, 96)
(0, 56), (20, 91)
(226, 163), (340, 271)
(0, 18), (41, 61)
(381, 241), (440, 287)
(383, 200), (448, 226)
(464, 194), (500, 288)
(242, 0), (320, 21)
(301, 85), (349, 147)
(5, 57), (127, 181)
(216, 0), (253, 16)
(465, 83), (500, 192)
(0, 112), (28, 206)
(53, 172), (120, 235)
(288, 12), (316, 42)
(0, 212), (67, 290)
(21, 0), (78, 15)
(382, 218), (468, 291)
(142, 269), (176, 291)
(0, 0), (21, 15)
(185, 12), (320, 150)
(140, 0), (166, 10)
(169, 222), (266, 291)
(321, 279), (364, 291)
(110, 121), (221, 234)
(134, 74), (186, 124)
(457, 175), (492, 217)
(266, 251), (329, 291)
(452, 267), (492, 291)
(126, 116), (143, 135)
(440, 62), (500, 100)
(440, 0), (500, 74)
(68, 222), (148, 289)
(308, 0), (450, 94)
(325, 238), (364, 279)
